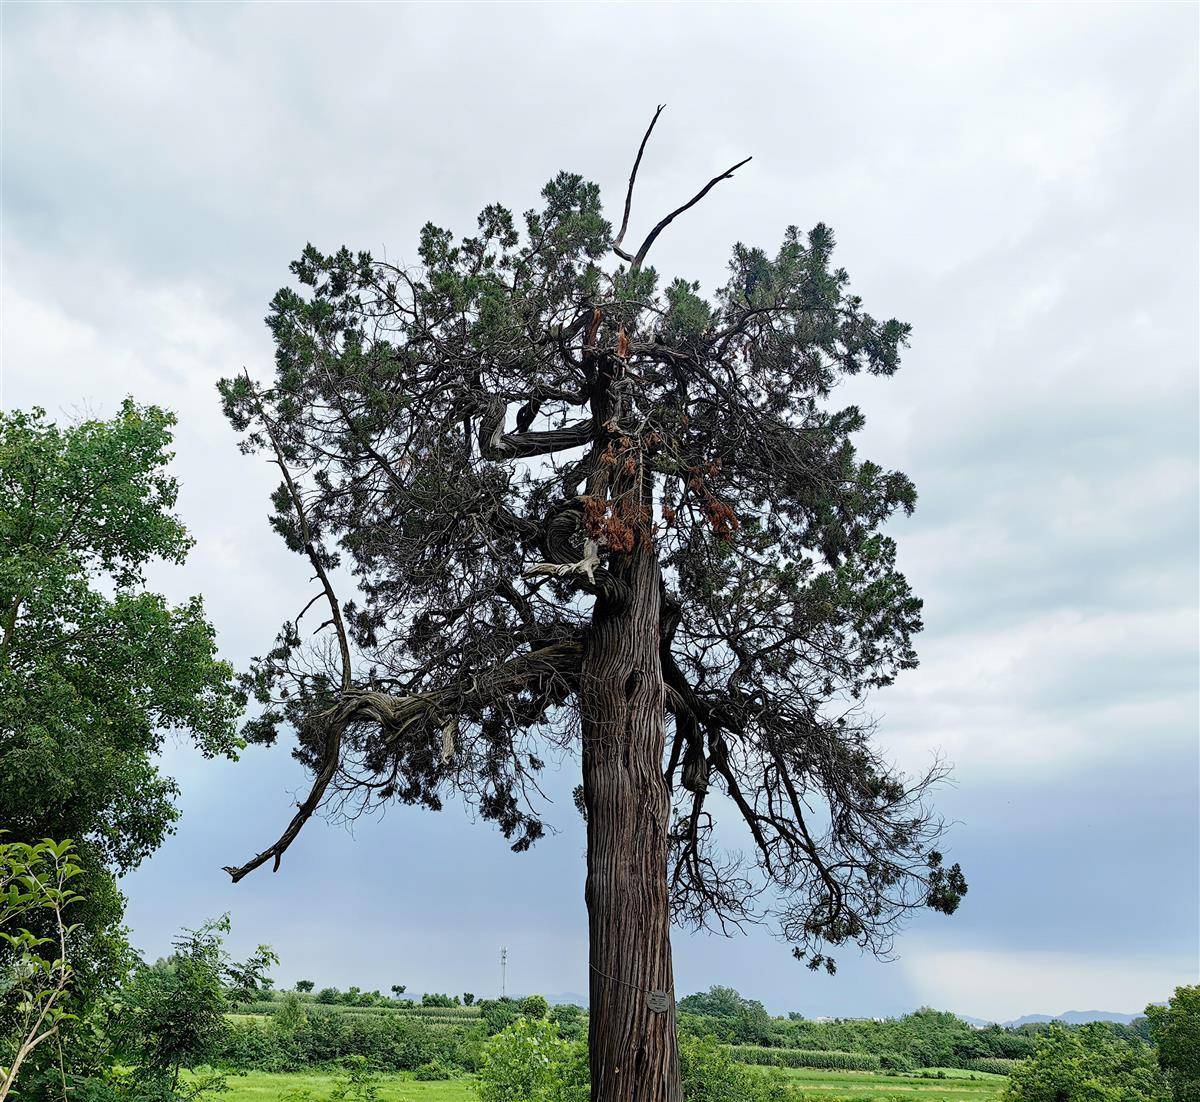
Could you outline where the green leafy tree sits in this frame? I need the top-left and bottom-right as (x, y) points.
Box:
(295, 980), (315, 993)
(272, 992), (308, 1037)
(1004, 1024), (1170, 1102)
(479, 998), (521, 1036)
(463, 993), (475, 1007)
(0, 838), (84, 1100)
(549, 1004), (585, 1042)
(678, 986), (762, 1019)
(678, 986), (772, 1045)
(0, 402), (241, 1058)
(1148, 987), (1200, 1102)
(476, 1017), (589, 1102)
(220, 109), (964, 1101)
(390, 985), (406, 999)
(115, 916), (276, 1097)
(315, 987), (340, 1005)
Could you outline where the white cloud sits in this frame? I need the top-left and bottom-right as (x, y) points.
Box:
(900, 940), (1195, 1022)
(2, 1), (1196, 1017)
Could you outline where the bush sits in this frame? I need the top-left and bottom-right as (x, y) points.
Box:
(679, 1036), (791, 1102)
(881, 1052), (916, 1072)
(422, 992), (461, 1008)
(476, 1018), (589, 1102)
(412, 1060), (454, 1081)
(328, 1056), (380, 1102)
(479, 998), (522, 1036)
(316, 987), (341, 1005)
(549, 1003), (587, 1041)
(963, 1057), (1020, 1075)
(725, 1044), (882, 1071)
(519, 994), (550, 1020)
(273, 992), (309, 1036)
(215, 1006), (479, 1072)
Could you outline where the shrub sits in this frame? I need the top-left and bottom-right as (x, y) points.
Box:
(328, 1056), (380, 1102)
(725, 1044), (881, 1071)
(215, 1005), (478, 1072)
(519, 994), (550, 1020)
(549, 1003), (587, 1041)
(476, 1017), (589, 1102)
(964, 1057), (1020, 1075)
(316, 987), (341, 1005)
(273, 992), (309, 1036)
(881, 1052), (916, 1072)
(479, 998), (522, 1036)
(413, 1060), (455, 1081)
(422, 992), (461, 1008)
(679, 1036), (791, 1102)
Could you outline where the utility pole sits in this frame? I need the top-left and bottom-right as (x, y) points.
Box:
(500, 946), (507, 998)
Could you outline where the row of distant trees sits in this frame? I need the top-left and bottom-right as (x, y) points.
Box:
(277, 981), (479, 1007)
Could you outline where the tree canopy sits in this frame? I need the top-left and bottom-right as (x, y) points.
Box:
(0, 402), (241, 995)
(1003, 1024), (1170, 1102)
(221, 110), (966, 1099)
(1147, 986), (1200, 1102)
(220, 142), (962, 960)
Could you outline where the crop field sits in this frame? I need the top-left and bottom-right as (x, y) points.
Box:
(770, 1066), (1007, 1101)
(210, 1066), (1008, 1102)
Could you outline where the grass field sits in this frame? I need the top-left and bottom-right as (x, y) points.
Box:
(772, 1066), (1007, 1101)
(216, 1070), (474, 1102)
(211, 1067), (1008, 1102)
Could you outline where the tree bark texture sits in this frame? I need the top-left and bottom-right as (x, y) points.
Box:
(581, 542), (681, 1102)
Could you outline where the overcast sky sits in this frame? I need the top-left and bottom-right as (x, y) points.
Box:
(3, 2), (1197, 1022)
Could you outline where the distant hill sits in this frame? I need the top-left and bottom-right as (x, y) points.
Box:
(998, 1010), (1142, 1027)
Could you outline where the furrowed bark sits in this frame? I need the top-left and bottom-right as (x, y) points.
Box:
(581, 542), (680, 1102)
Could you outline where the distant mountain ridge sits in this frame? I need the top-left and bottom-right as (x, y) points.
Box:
(959, 1009), (1143, 1028)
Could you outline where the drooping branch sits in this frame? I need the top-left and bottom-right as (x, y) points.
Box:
(221, 385), (356, 884)
(251, 375), (352, 690)
(658, 640), (960, 963)
(224, 641), (583, 882)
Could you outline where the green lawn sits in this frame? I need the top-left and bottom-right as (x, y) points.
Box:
(770, 1066), (1007, 1101)
(211, 1071), (475, 1102)
(209, 1068), (1006, 1102)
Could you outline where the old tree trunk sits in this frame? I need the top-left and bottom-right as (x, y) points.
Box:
(581, 536), (681, 1102)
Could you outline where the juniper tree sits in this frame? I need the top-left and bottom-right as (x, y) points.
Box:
(220, 109), (966, 1102)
